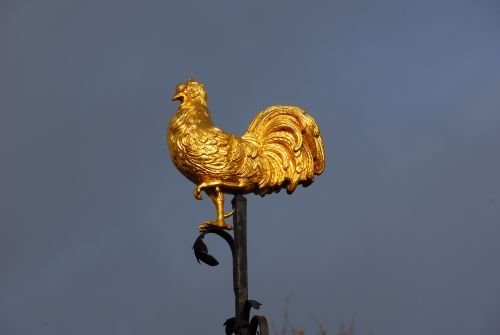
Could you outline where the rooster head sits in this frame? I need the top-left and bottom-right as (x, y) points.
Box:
(172, 79), (207, 105)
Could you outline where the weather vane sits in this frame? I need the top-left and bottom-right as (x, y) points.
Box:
(167, 79), (325, 334)
(168, 79), (325, 231)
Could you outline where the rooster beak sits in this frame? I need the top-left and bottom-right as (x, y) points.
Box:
(172, 93), (185, 102)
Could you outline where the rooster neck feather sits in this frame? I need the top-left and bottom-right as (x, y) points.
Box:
(170, 102), (214, 133)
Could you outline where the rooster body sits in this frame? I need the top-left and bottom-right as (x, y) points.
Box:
(168, 79), (325, 230)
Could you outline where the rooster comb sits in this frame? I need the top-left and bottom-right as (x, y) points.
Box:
(184, 78), (206, 98)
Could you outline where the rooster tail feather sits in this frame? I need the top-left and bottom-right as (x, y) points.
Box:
(243, 106), (325, 195)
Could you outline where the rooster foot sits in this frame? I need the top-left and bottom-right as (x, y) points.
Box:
(193, 182), (213, 200)
(199, 220), (233, 232)
(193, 186), (203, 200)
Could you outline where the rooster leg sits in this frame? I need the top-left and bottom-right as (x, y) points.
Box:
(194, 179), (251, 200)
(199, 186), (233, 231)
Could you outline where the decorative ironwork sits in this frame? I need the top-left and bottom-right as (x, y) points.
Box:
(192, 195), (268, 335)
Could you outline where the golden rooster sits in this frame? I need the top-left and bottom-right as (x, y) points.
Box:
(168, 79), (325, 230)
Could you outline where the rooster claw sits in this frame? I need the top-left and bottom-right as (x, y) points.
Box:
(193, 187), (203, 200)
(199, 220), (233, 232)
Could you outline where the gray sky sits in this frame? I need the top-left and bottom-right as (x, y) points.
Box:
(1, 0), (500, 334)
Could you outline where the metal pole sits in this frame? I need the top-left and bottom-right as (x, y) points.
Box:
(232, 195), (248, 335)
(192, 195), (268, 334)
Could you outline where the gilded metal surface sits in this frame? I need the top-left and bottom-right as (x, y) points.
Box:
(168, 79), (325, 230)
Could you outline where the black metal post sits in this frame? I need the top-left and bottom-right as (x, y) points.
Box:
(192, 195), (268, 334)
(232, 195), (248, 335)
